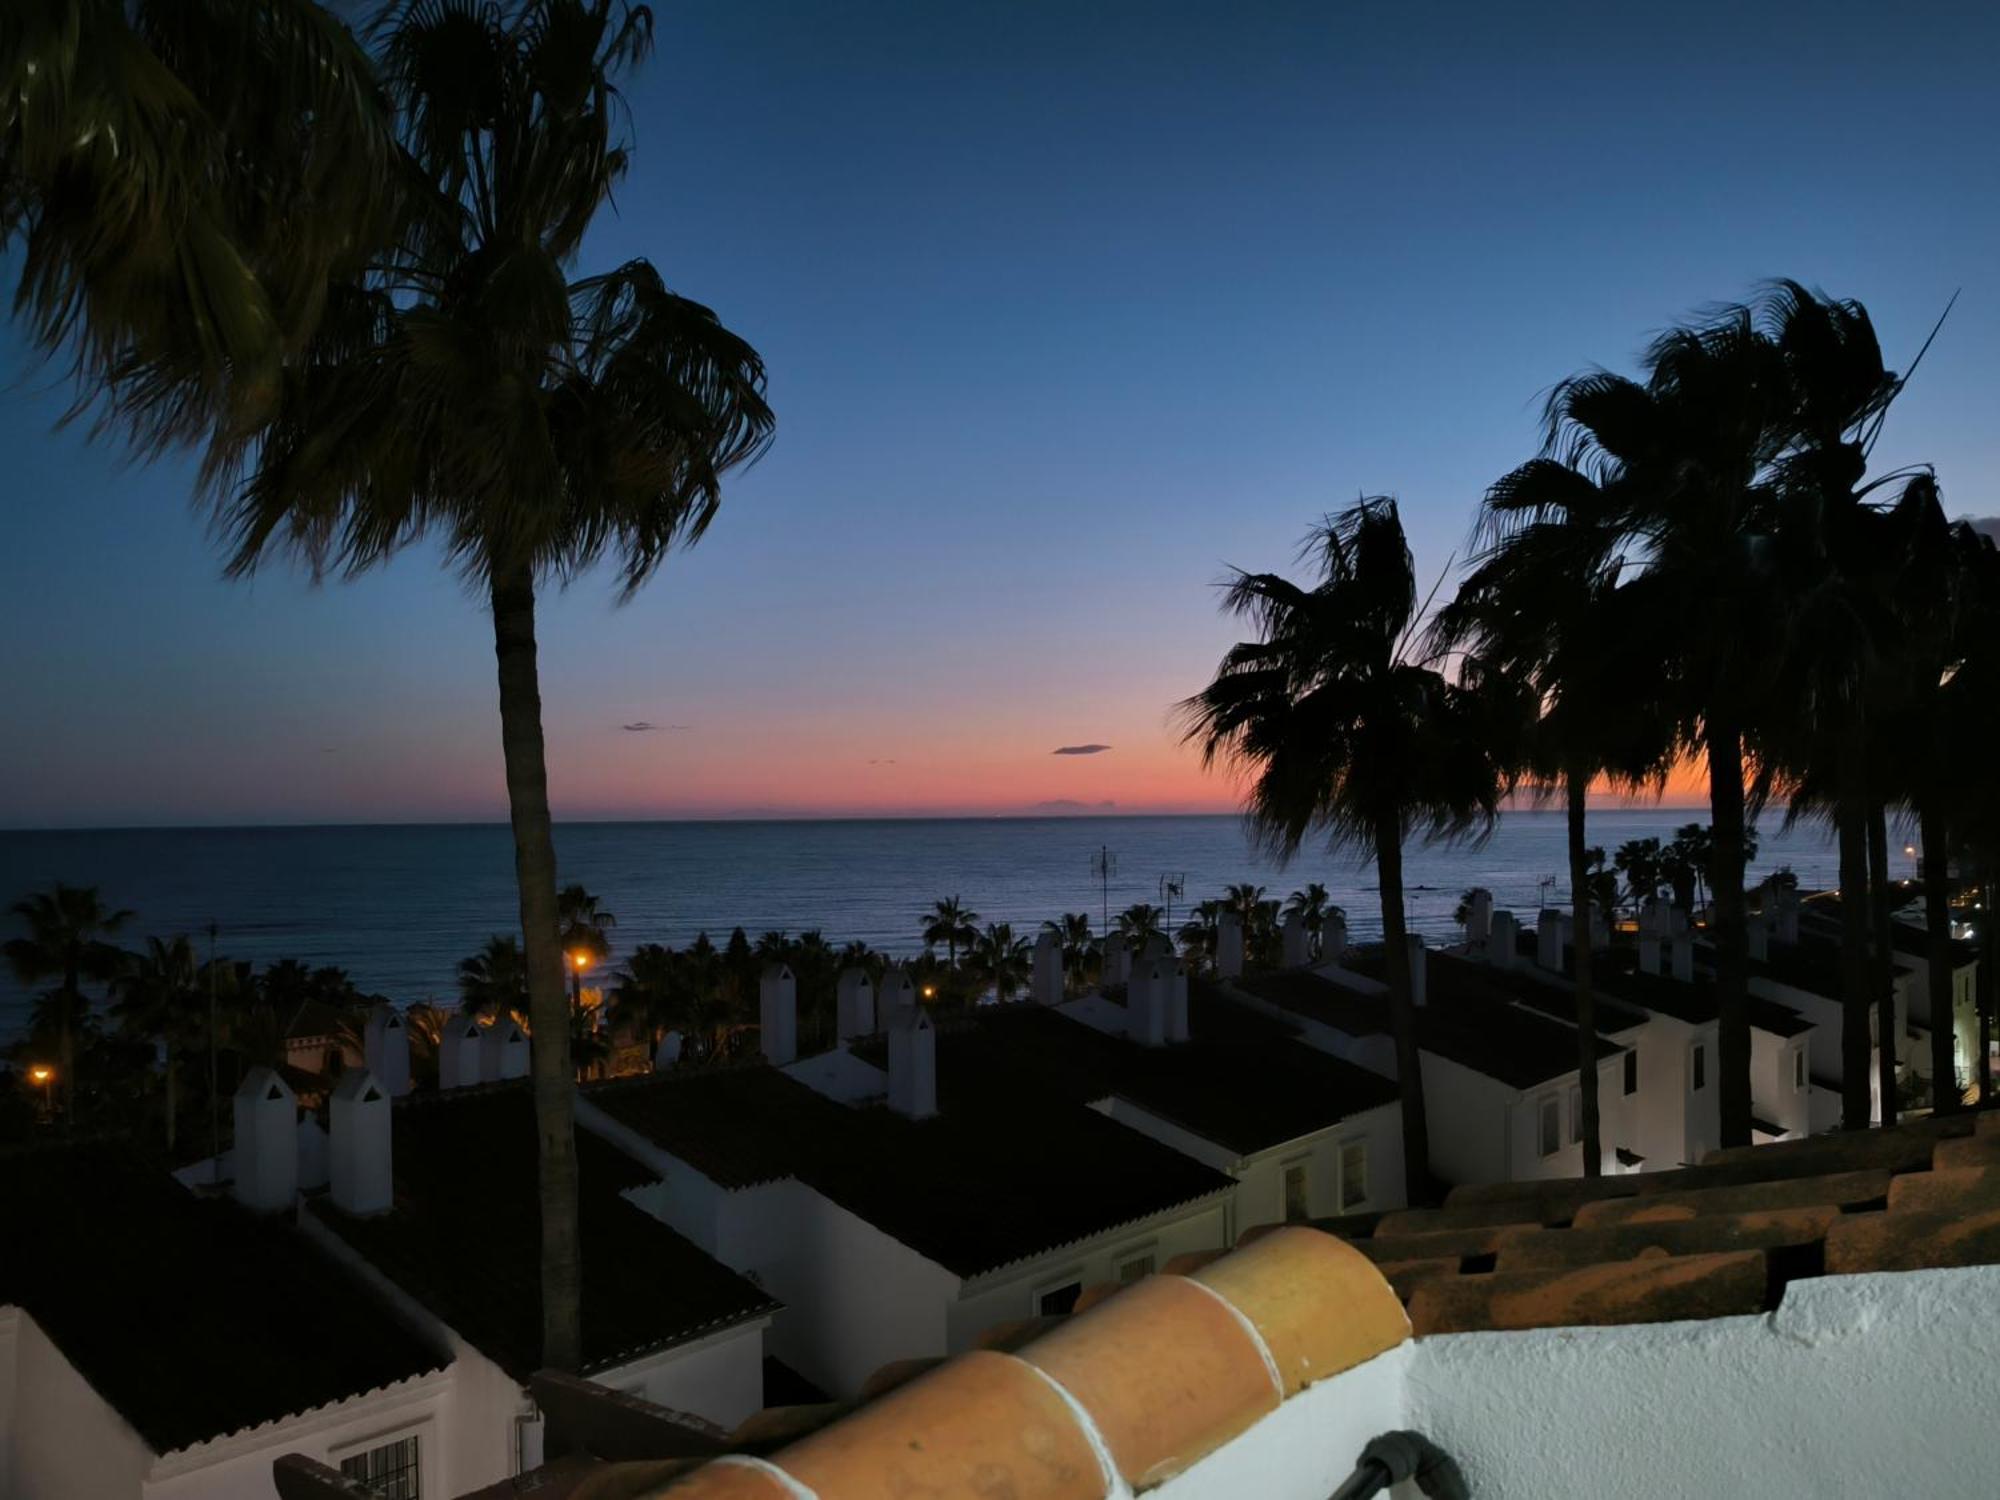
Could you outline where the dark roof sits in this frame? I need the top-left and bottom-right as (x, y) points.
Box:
(924, 995), (1399, 1157)
(0, 1142), (443, 1454)
(1596, 952), (1815, 1038)
(1424, 951), (1650, 1034)
(1799, 896), (1979, 965)
(311, 1085), (777, 1381)
(1337, 950), (1624, 1090)
(1231, 967), (1391, 1036)
(587, 1062), (1236, 1278)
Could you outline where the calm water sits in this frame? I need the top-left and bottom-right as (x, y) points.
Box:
(0, 812), (1839, 1039)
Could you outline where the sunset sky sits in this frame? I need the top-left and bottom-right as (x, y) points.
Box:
(4, 1), (1999, 827)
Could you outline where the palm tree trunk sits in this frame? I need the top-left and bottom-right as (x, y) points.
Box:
(1836, 746), (1872, 1129)
(1921, 804), (1956, 1111)
(490, 563), (582, 1375)
(1705, 718), (1752, 1148)
(1567, 768), (1601, 1177)
(1375, 817), (1430, 1204)
(1867, 801), (1897, 1126)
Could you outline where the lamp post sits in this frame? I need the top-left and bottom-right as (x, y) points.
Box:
(28, 1064), (53, 1122)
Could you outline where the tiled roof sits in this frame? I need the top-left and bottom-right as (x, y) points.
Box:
(1800, 890), (1979, 965)
(0, 1142), (442, 1455)
(1231, 966), (1391, 1035)
(1456, 956), (1653, 1033)
(1326, 1110), (2000, 1334)
(310, 1084), (777, 1381)
(910, 994), (1399, 1157)
(586, 1061), (1237, 1277)
(1592, 952), (1815, 1037)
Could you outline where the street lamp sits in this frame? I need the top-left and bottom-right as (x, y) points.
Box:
(569, 950), (591, 1012)
(27, 1064), (53, 1120)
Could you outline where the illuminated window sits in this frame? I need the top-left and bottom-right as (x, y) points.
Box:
(1691, 1043), (1707, 1092)
(1538, 1095), (1561, 1157)
(1623, 1049), (1639, 1096)
(340, 1436), (420, 1500)
(1339, 1139), (1369, 1211)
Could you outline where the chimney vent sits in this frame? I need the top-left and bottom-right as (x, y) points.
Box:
(1101, 933), (1130, 988)
(1031, 931), (1064, 1005)
(1216, 912), (1245, 979)
(438, 1012), (485, 1090)
(1280, 912), (1309, 969)
(836, 967), (877, 1040)
(364, 1004), (412, 1096)
(1323, 913), (1348, 964)
(231, 1065), (298, 1214)
(1465, 889), (1494, 944)
(887, 1007), (936, 1119)
(330, 1067), (393, 1216)
(1489, 910), (1518, 970)
(480, 1016), (530, 1081)
(1129, 957), (1175, 1047)
(760, 964), (797, 1066)
(1747, 911), (1770, 962)
(1670, 932), (1694, 983)
(1536, 911), (1564, 972)
(878, 964), (918, 1029)
(1406, 933), (1428, 1007)
(654, 1030), (683, 1068)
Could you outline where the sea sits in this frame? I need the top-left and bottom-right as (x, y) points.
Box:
(0, 811), (1842, 1042)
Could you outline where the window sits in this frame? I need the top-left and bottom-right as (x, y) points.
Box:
(1538, 1095), (1561, 1157)
(340, 1436), (420, 1500)
(1690, 1043), (1707, 1092)
(1117, 1253), (1155, 1284)
(1623, 1049), (1639, 1096)
(1037, 1280), (1083, 1316)
(1339, 1139), (1369, 1211)
(1794, 1049), (1806, 1092)
(1568, 1086), (1582, 1143)
(1282, 1160), (1311, 1222)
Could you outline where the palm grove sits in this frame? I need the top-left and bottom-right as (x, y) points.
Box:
(1185, 283), (1997, 1198)
(5, 0), (1994, 1373)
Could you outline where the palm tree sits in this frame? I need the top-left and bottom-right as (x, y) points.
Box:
(1434, 455), (1670, 1176)
(216, 2), (773, 1374)
(1612, 838), (1664, 919)
(1043, 913), (1096, 994)
(111, 935), (202, 1151)
(6, 884), (133, 1121)
(2, 0), (399, 459)
(459, 937), (530, 1023)
(1182, 498), (1507, 1200)
(1283, 883), (1335, 957)
(1116, 902), (1165, 948)
(558, 884), (617, 1018)
(966, 923), (1032, 1004)
(922, 898), (980, 969)
(611, 943), (682, 1049)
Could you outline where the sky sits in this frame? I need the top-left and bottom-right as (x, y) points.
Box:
(3, 0), (1999, 827)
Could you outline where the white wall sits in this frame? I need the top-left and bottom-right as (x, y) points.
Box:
(1750, 1030), (1811, 1139)
(602, 1322), (769, 1431)
(1, 1307), (154, 1500)
(1419, 1053), (1519, 1186)
(1404, 1265), (2000, 1499)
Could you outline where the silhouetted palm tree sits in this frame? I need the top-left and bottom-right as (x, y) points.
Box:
(6, 884), (132, 1121)
(966, 923), (1032, 1004)
(1182, 497), (1507, 1199)
(1116, 903), (1166, 947)
(111, 935), (202, 1151)
(922, 897), (980, 969)
(459, 937), (530, 1023)
(1043, 913), (1096, 994)
(216, 1), (773, 1374)
(1282, 884), (1337, 957)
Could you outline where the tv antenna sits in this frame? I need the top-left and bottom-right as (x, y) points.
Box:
(1092, 846), (1118, 935)
(1159, 873), (1185, 932)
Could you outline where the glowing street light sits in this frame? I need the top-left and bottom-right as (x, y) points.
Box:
(921, 984), (937, 1002)
(26, 1064), (54, 1119)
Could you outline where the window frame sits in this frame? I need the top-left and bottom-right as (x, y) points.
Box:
(1623, 1048), (1639, 1096)
(1338, 1136), (1369, 1212)
(1690, 1042), (1707, 1093)
(1034, 1275), (1085, 1317)
(334, 1432), (422, 1500)
(1793, 1047), (1806, 1092)
(1537, 1094), (1562, 1157)
(1280, 1155), (1312, 1223)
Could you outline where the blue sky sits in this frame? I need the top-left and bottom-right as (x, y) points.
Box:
(3, 0), (1997, 825)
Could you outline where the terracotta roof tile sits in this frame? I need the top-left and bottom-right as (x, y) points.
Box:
(1494, 1207), (1839, 1273)
(1571, 1168), (1891, 1228)
(1824, 1205), (2000, 1275)
(1348, 1221), (1538, 1264)
(1375, 1257), (1462, 1299)
(1887, 1165), (2000, 1214)
(1408, 1248), (1769, 1335)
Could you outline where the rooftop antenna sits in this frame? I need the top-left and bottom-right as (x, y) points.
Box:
(1092, 846), (1118, 936)
(1159, 873), (1186, 933)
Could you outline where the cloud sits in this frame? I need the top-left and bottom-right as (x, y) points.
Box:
(1051, 743), (1112, 756)
(621, 722), (691, 733)
(867, 759), (899, 766)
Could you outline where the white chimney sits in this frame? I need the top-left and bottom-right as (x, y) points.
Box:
(297, 1114), (329, 1192)
(1406, 934), (1428, 1007)
(1143, 932), (1173, 962)
(760, 964), (797, 1066)
(1489, 910), (1518, 970)
(1670, 932), (1694, 983)
(1638, 931), (1662, 975)
(1639, 898), (1665, 941)
(836, 967), (877, 1040)
(1129, 957), (1172, 1047)
(364, 1004), (412, 1097)
(1536, 911), (1564, 972)
(1280, 912), (1310, 969)
(1747, 911), (1770, 962)
(1774, 887), (1800, 944)
(329, 1067), (393, 1216)
(1216, 912), (1245, 979)
(1667, 905), (1691, 938)
(1031, 931), (1064, 1005)
(1589, 903), (1611, 952)
(887, 1006), (937, 1119)
(654, 1030), (683, 1068)
(1169, 964), (1190, 1043)
(438, 1012), (486, 1090)
(878, 964), (918, 1028)
(1322, 913), (1347, 964)
(1466, 889), (1494, 945)
(480, 1016), (530, 1081)
(1101, 933), (1130, 987)
(232, 1065), (298, 1214)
